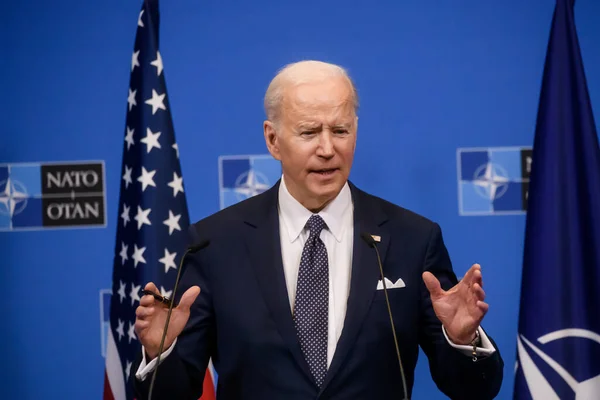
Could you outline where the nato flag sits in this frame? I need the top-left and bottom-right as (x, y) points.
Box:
(513, 0), (600, 399)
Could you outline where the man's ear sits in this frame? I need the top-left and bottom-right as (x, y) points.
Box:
(263, 120), (281, 161)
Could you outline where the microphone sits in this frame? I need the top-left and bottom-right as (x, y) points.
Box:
(187, 239), (211, 254)
(148, 239), (210, 400)
(360, 232), (409, 400)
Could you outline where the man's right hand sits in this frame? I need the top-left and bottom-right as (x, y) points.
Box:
(134, 282), (201, 359)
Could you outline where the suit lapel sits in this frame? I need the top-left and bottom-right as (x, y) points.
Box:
(243, 181), (315, 384)
(320, 183), (390, 393)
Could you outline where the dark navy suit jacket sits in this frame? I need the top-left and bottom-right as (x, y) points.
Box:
(132, 181), (503, 399)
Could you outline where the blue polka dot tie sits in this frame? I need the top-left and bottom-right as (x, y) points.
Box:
(293, 214), (329, 387)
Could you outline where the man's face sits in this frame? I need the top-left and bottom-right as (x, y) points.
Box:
(264, 76), (357, 211)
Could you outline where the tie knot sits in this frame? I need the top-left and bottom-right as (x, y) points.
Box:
(306, 214), (326, 237)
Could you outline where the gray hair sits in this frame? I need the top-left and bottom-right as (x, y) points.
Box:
(263, 60), (359, 125)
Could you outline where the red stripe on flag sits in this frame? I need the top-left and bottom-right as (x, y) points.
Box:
(103, 371), (116, 400)
(198, 368), (216, 400)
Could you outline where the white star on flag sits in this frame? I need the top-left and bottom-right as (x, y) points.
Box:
(160, 287), (173, 299)
(168, 172), (184, 197)
(122, 166), (133, 189)
(130, 284), (141, 306)
(125, 127), (135, 150)
(128, 321), (137, 343)
(145, 89), (166, 114)
(131, 50), (140, 71)
(119, 242), (129, 265)
(138, 10), (144, 27)
(172, 143), (179, 158)
(150, 51), (163, 76)
(127, 88), (137, 111)
(163, 210), (182, 235)
(141, 128), (162, 153)
(134, 205), (152, 229)
(118, 281), (127, 303)
(137, 166), (156, 191)
(126, 361), (132, 380)
(132, 244), (147, 267)
(121, 203), (130, 227)
(116, 319), (125, 341)
(159, 248), (177, 273)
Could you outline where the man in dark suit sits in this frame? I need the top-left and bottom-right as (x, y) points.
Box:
(132, 60), (504, 399)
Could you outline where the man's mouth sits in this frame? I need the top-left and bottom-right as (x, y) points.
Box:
(311, 168), (338, 176)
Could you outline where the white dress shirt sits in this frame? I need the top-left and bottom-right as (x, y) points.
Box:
(278, 176), (354, 368)
(136, 177), (494, 380)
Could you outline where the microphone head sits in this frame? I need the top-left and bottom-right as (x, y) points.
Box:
(360, 232), (376, 247)
(188, 239), (210, 253)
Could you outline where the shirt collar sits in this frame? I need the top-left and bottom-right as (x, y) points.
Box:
(278, 175), (351, 243)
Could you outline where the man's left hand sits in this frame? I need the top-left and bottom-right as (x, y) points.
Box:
(422, 264), (488, 345)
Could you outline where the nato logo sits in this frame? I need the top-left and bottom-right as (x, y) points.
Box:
(457, 147), (532, 216)
(0, 161), (106, 231)
(218, 154), (281, 209)
(516, 329), (600, 398)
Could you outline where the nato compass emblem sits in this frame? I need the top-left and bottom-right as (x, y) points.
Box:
(472, 163), (509, 201)
(516, 329), (600, 399)
(218, 155), (281, 209)
(457, 147), (532, 216)
(0, 177), (29, 220)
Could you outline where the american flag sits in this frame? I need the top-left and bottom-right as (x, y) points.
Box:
(103, 1), (216, 399)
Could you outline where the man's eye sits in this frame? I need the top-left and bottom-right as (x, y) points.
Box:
(301, 131), (316, 136)
(334, 129), (348, 134)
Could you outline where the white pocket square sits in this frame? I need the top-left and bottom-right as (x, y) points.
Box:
(376, 277), (406, 290)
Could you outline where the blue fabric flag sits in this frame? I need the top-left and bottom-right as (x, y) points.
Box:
(513, 0), (600, 399)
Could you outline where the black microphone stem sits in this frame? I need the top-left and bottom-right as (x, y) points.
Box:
(362, 232), (409, 400)
(148, 241), (207, 400)
(371, 244), (409, 400)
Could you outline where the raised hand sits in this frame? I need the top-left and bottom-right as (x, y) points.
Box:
(422, 264), (488, 344)
(134, 282), (200, 359)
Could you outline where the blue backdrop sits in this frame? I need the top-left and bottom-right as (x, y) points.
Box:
(3, 0), (600, 398)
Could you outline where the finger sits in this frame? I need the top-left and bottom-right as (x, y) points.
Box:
(473, 268), (483, 287)
(135, 306), (155, 319)
(472, 282), (486, 301)
(422, 272), (443, 299)
(462, 264), (481, 285)
(177, 286), (201, 312)
(140, 293), (156, 307)
(141, 282), (163, 306)
(141, 282), (160, 303)
(135, 319), (150, 332)
(476, 300), (489, 315)
(144, 282), (159, 293)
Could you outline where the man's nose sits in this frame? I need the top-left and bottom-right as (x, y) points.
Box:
(317, 132), (334, 158)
